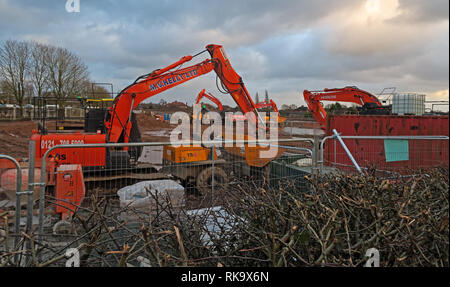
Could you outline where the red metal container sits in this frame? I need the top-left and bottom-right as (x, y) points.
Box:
(325, 115), (449, 172)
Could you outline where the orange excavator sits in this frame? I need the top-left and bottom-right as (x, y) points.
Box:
(255, 99), (287, 123)
(31, 44), (265, 169)
(195, 89), (285, 124)
(195, 89), (224, 111)
(303, 86), (390, 130)
(255, 99), (287, 124)
(196, 91), (279, 115)
(193, 89), (225, 122)
(255, 99), (279, 113)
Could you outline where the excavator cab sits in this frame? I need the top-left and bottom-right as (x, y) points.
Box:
(359, 102), (391, 115)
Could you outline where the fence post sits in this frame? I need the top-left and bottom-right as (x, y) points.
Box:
(334, 138), (337, 167)
(332, 129), (362, 174)
(26, 141), (36, 233)
(312, 135), (320, 177)
(211, 144), (215, 203)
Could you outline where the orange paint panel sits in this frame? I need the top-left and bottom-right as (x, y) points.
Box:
(32, 133), (107, 167)
(163, 145), (215, 163)
(55, 164), (85, 220)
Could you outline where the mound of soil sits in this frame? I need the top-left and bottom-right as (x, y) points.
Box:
(136, 113), (176, 142)
(136, 113), (173, 130)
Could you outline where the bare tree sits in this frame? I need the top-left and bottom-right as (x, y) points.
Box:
(0, 40), (31, 116)
(75, 81), (113, 109)
(255, 92), (259, 104)
(1, 40), (92, 117)
(44, 46), (89, 101)
(30, 42), (49, 99)
(84, 82), (112, 99)
(0, 80), (14, 104)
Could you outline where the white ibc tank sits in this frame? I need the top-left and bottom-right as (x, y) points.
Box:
(392, 93), (425, 115)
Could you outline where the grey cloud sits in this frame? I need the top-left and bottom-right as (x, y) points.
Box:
(394, 0), (449, 23)
(0, 0), (448, 107)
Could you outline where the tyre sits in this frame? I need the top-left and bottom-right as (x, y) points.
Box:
(129, 113), (143, 160)
(195, 166), (229, 195)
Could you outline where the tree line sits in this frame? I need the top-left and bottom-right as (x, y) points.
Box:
(0, 40), (108, 117)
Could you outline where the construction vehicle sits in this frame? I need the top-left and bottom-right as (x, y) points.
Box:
(256, 99), (279, 113)
(31, 44), (265, 168)
(194, 89), (285, 124)
(15, 44), (278, 219)
(196, 89), (224, 112)
(255, 99), (287, 124)
(303, 86), (390, 130)
(192, 89), (225, 122)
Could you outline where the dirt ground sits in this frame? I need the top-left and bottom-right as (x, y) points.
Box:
(0, 113), (175, 158)
(0, 120), (38, 158)
(137, 112), (176, 142)
(0, 112), (317, 159)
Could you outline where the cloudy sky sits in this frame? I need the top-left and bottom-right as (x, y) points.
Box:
(0, 0), (448, 110)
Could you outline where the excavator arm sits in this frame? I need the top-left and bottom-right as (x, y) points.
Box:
(106, 57), (215, 143)
(255, 99), (279, 113)
(105, 44), (261, 144)
(205, 45), (260, 120)
(195, 89), (224, 111)
(255, 99), (287, 123)
(303, 86), (382, 130)
(194, 90), (286, 124)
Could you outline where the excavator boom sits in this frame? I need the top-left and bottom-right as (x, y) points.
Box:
(194, 89), (285, 124)
(206, 45), (258, 114)
(106, 44), (261, 144)
(106, 59), (215, 143)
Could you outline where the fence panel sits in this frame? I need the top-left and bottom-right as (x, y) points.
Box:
(0, 154), (22, 260)
(321, 135), (449, 175)
(37, 138), (315, 219)
(2, 133), (448, 266)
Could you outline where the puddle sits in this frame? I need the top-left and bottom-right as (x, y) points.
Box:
(282, 127), (325, 136)
(144, 129), (171, 137)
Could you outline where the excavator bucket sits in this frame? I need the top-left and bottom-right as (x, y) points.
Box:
(223, 134), (284, 167)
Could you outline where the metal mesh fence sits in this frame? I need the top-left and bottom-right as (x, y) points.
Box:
(321, 136), (449, 176)
(2, 134), (448, 266)
(1, 138), (315, 266)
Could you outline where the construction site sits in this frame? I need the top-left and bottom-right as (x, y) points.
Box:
(0, 1), (449, 271)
